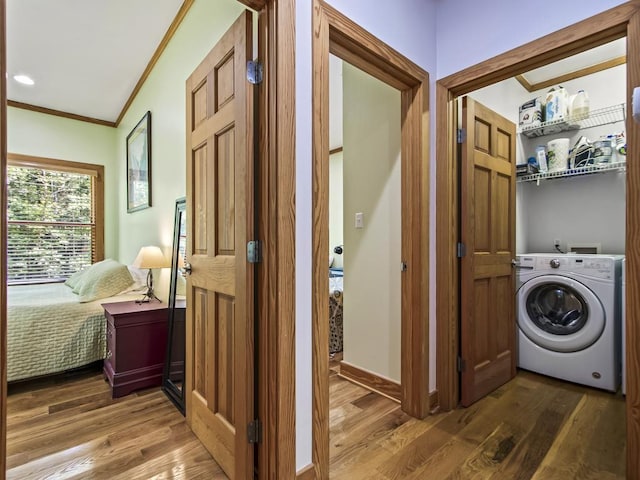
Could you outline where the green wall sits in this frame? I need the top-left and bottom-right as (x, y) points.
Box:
(7, 107), (119, 259)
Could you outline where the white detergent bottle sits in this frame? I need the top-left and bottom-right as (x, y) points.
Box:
(571, 90), (590, 119)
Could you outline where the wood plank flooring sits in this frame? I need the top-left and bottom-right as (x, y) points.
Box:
(329, 364), (626, 479)
(6, 369), (227, 479)
(6, 363), (626, 479)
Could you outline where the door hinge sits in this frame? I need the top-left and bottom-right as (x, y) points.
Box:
(457, 242), (466, 258)
(457, 128), (466, 144)
(457, 356), (466, 373)
(247, 60), (263, 85)
(248, 419), (262, 444)
(247, 240), (262, 264)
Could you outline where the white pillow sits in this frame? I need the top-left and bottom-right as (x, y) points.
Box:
(70, 259), (134, 302)
(117, 265), (149, 294)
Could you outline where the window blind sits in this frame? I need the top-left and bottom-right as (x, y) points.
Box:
(7, 166), (95, 284)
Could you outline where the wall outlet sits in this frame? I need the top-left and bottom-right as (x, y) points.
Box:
(554, 238), (561, 247)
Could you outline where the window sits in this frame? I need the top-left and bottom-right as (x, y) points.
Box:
(7, 154), (104, 284)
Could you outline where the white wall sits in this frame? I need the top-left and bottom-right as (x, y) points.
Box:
(342, 63), (402, 382)
(468, 78), (528, 124)
(436, 0), (628, 79)
(520, 173), (626, 254)
(329, 151), (344, 269)
(295, 1), (314, 468)
(7, 107), (119, 258)
(115, 0), (245, 301)
(295, 0), (438, 469)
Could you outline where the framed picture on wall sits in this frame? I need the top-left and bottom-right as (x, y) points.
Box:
(127, 111), (152, 213)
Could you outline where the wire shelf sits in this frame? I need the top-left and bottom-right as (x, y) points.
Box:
(516, 160), (626, 183)
(518, 103), (626, 138)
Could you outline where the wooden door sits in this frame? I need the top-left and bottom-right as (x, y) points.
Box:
(185, 11), (255, 479)
(460, 97), (516, 407)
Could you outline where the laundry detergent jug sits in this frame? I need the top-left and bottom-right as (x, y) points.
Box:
(570, 90), (590, 119)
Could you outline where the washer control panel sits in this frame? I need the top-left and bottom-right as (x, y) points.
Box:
(517, 255), (616, 279)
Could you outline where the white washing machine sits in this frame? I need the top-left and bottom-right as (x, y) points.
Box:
(516, 253), (623, 391)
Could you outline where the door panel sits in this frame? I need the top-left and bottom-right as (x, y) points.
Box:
(185, 10), (254, 479)
(495, 276), (512, 353)
(495, 174), (510, 251)
(473, 278), (491, 364)
(217, 128), (236, 253)
(474, 168), (490, 251)
(460, 97), (516, 407)
(194, 146), (208, 253)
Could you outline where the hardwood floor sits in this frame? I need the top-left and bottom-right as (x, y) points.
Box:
(6, 369), (227, 479)
(6, 363), (626, 479)
(330, 364), (626, 479)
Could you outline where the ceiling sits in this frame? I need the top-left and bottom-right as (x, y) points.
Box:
(518, 37), (626, 90)
(6, 3), (626, 129)
(6, 0), (186, 125)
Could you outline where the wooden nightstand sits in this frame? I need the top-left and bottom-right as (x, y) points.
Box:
(102, 300), (169, 398)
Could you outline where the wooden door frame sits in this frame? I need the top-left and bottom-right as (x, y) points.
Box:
(238, 0), (297, 478)
(252, 0), (297, 479)
(311, 0), (430, 477)
(435, 3), (640, 477)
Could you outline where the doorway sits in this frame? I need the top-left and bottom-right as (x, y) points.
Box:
(326, 55), (404, 474)
(328, 54), (403, 394)
(435, 3), (640, 477)
(312, 0), (430, 477)
(466, 38), (627, 394)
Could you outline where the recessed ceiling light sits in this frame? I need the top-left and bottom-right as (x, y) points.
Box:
(13, 75), (34, 86)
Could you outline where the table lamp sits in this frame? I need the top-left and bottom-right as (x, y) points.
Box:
(133, 245), (170, 303)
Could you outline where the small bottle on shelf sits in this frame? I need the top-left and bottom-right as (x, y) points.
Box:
(536, 146), (548, 172)
(615, 131), (626, 157)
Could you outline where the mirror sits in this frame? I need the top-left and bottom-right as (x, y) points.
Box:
(162, 197), (186, 414)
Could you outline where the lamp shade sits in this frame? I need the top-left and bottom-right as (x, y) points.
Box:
(133, 246), (170, 269)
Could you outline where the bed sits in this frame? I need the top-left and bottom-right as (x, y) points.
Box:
(329, 271), (343, 354)
(7, 259), (145, 382)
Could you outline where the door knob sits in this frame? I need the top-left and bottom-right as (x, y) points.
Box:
(181, 262), (192, 276)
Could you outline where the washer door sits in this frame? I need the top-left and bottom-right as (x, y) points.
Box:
(517, 274), (605, 353)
